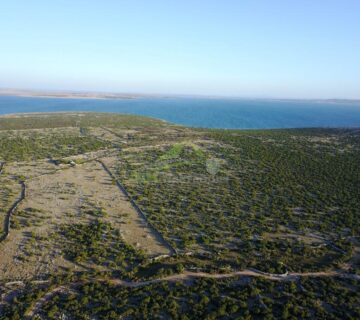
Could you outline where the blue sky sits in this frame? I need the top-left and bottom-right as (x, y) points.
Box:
(0, 1), (359, 98)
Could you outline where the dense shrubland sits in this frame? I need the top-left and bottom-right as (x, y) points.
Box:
(113, 127), (359, 272)
(0, 131), (111, 161)
(60, 220), (144, 273)
(2, 276), (358, 319)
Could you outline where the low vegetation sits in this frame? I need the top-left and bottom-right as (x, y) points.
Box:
(0, 113), (358, 319)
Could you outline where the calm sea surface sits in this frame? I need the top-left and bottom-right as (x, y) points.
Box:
(0, 96), (359, 129)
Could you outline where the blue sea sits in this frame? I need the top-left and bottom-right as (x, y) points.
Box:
(0, 96), (359, 129)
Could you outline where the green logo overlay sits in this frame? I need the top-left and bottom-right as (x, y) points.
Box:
(130, 143), (223, 184)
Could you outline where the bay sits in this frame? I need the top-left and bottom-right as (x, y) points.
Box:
(0, 96), (359, 129)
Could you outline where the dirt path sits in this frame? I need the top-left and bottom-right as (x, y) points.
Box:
(146, 269), (359, 283)
(24, 285), (70, 318)
(23, 268), (359, 318)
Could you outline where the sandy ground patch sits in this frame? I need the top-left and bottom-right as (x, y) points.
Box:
(5, 160), (60, 180)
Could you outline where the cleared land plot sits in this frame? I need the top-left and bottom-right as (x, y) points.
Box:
(0, 159), (171, 281)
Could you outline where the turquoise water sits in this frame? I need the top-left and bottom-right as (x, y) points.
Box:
(0, 96), (359, 129)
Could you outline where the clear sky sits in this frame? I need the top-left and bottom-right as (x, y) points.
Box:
(0, 0), (359, 98)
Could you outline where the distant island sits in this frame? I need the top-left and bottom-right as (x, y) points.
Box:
(0, 88), (138, 100)
(1, 88), (360, 104)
